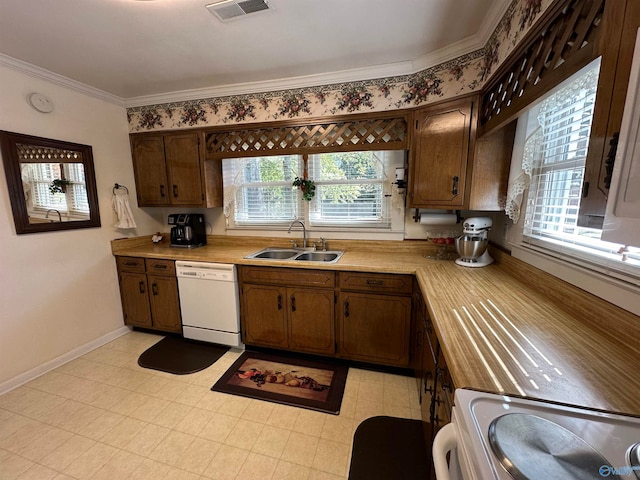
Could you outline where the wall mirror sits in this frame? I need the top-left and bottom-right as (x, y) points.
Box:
(0, 130), (101, 234)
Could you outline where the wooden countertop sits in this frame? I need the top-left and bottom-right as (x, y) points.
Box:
(112, 235), (640, 416)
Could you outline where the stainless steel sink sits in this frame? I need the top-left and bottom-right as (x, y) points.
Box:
(294, 251), (342, 262)
(245, 247), (344, 263)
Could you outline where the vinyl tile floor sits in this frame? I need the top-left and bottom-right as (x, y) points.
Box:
(0, 330), (422, 480)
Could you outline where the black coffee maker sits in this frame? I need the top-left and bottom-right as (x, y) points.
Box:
(168, 214), (207, 248)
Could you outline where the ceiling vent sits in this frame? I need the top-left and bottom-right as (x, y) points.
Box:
(206, 0), (272, 22)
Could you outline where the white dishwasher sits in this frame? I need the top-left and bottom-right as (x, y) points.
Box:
(176, 261), (242, 347)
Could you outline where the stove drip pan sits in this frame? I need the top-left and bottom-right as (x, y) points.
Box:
(488, 413), (621, 480)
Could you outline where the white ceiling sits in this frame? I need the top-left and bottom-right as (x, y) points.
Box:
(0, 0), (507, 103)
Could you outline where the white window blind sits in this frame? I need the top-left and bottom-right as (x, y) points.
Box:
(222, 150), (402, 230)
(521, 59), (640, 279)
(22, 162), (89, 217)
(308, 151), (390, 227)
(223, 155), (301, 225)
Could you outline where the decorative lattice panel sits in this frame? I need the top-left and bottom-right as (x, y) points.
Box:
(204, 117), (408, 158)
(17, 143), (81, 162)
(480, 0), (605, 130)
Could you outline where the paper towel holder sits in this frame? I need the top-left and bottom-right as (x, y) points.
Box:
(413, 209), (461, 224)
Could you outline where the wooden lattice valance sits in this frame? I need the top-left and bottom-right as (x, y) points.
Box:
(204, 115), (408, 159)
(480, 0), (605, 135)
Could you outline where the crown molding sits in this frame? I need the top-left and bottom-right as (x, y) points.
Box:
(0, 53), (125, 107)
(124, 60), (416, 108)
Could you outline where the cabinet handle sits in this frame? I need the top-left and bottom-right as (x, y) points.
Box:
(291, 296), (296, 312)
(123, 261), (138, 267)
(452, 176), (459, 195)
(604, 132), (619, 190)
(160, 185), (166, 197)
(344, 301), (349, 318)
(277, 294), (282, 310)
(173, 184), (178, 198)
(151, 283), (158, 296)
(138, 281), (145, 294)
(153, 264), (168, 270)
(366, 279), (384, 286)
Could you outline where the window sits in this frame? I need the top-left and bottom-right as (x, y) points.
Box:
(22, 162), (89, 220)
(518, 59), (640, 278)
(223, 150), (404, 231)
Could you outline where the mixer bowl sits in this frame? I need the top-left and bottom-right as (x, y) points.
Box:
(455, 235), (489, 260)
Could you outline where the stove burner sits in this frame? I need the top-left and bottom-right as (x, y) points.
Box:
(488, 413), (620, 480)
(628, 443), (640, 479)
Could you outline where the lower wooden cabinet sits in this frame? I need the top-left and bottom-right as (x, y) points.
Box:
(337, 272), (413, 368)
(116, 257), (182, 334)
(337, 292), (411, 367)
(240, 266), (336, 356)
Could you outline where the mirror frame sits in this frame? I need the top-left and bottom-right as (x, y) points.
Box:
(0, 130), (101, 234)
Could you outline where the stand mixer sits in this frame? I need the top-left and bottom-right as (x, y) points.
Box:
(455, 217), (494, 267)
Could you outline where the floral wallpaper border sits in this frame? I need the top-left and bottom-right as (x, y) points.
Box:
(127, 0), (550, 133)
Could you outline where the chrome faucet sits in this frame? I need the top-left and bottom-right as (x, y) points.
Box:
(287, 220), (307, 248)
(46, 209), (62, 222)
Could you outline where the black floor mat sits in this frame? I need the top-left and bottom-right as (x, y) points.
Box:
(138, 336), (229, 375)
(348, 416), (430, 480)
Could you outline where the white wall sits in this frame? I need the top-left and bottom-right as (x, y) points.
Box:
(0, 65), (164, 388)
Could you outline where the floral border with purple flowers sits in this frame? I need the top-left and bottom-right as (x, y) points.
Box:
(127, 0), (552, 133)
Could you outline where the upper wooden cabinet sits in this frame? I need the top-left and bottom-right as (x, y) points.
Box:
(579, 1), (640, 228)
(130, 131), (208, 207)
(408, 96), (515, 210)
(408, 97), (474, 208)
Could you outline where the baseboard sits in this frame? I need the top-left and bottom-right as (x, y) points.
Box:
(0, 326), (131, 395)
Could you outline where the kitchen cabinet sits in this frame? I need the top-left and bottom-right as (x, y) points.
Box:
(602, 27), (640, 246)
(337, 272), (412, 368)
(579, 0), (640, 228)
(239, 266), (336, 355)
(409, 96), (474, 208)
(408, 95), (516, 210)
(130, 131), (204, 207)
(116, 257), (182, 333)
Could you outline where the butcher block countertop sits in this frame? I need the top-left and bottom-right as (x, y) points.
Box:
(112, 235), (640, 416)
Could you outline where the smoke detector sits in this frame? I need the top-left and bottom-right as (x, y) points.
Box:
(206, 0), (272, 22)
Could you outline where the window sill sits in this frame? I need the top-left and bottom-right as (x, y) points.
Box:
(510, 243), (640, 316)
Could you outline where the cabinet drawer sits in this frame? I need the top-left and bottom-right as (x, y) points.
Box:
(117, 256), (146, 273)
(338, 272), (413, 294)
(145, 259), (176, 276)
(240, 266), (335, 288)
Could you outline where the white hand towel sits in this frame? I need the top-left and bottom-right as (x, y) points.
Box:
(112, 192), (137, 229)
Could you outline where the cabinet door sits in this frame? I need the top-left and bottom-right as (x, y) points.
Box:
(338, 292), (411, 367)
(131, 135), (170, 206)
(242, 284), (288, 348)
(164, 132), (204, 206)
(118, 272), (152, 328)
(148, 274), (182, 333)
(288, 287), (335, 355)
(409, 98), (473, 208)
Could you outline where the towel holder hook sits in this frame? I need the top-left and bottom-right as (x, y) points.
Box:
(113, 183), (129, 194)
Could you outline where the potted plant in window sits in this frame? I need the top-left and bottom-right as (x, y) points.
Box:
(292, 177), (316, 201)
(49, 178), (70, 195)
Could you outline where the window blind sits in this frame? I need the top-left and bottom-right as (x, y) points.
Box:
(521, 59), (640, 279)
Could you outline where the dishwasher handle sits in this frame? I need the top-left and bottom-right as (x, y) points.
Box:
(432, 423), (457, 480)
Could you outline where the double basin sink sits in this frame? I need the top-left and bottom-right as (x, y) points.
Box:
(245, 247), (344, 264)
